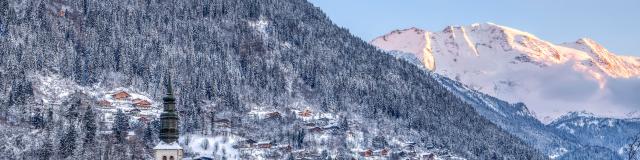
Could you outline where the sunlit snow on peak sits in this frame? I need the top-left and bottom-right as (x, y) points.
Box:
(371, 23), (640, 122)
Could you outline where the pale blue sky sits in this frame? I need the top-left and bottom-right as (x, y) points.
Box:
(308, 0), (640, 56)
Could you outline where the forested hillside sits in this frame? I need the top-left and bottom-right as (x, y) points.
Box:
(0, 0), (544, 159)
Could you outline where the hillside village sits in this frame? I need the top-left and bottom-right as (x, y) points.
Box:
(0, 0), (552, 159)
(173, 105), (462, 159)
(32, 85), (463, 159)
(29, 73), (463, 159)
(94, 90), (161, 135)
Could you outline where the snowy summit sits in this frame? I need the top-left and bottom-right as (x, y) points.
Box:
(371, 23), (640, 122)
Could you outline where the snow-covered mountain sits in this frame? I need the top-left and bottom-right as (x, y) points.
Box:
(388, 50), (635, 159)
(371, 23), (640, 122)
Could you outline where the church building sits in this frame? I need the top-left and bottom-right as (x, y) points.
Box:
(153, 79), (183, 160)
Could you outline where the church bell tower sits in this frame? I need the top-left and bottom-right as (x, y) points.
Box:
(153, 77), (183, 160)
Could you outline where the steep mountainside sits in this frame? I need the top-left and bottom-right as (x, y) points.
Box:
(371, 23), (640, 122)
(0, 0), (543, 159)
(434, 73), (578, 158)
(388, 50), (586, 158)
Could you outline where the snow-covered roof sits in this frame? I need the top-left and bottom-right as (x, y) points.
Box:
(154, 142), (183, 150)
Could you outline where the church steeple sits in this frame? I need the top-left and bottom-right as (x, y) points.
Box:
(159, 76), (179, 143)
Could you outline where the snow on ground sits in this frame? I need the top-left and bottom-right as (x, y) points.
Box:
(549, 147), (568, 159)
(32, 74), (78, 104)
(249, 17), (269, 37)
(181, 134), (240, 160)
(31, 73), (161, 130)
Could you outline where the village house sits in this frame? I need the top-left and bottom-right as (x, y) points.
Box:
(112, 91), (131, 100)
(381, 148), (389, 156)
(374, 148), (389, 156)
(276, 145), (292, 152)
(323, 125), (340, 131)
(256, 141), (273, 148)
(299, 109), (312, 117)
(213, 119), (231, 127)
(138, 116), (150, 124)
(266, 112), (281, 119)
(133, 99), (153, 109)
(404, 141), (417, 150)
(233, 139), (257, 149)
(58, 9), (65, 17)
(103, 113), (115, 123)
(423, 153), (436, 160)
(309, 127), (323, 133)
(98, 100), (112, 107)
(360, 149), (373, 157)
(128, 108), (141, 116)
(126, 131), (136, 140)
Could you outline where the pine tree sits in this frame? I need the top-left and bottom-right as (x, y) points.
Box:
(39, 130), (54, 160)
(200, 139), (209, 150)
(82, 106), (97, 152)
(143, 123), (155, 149)
(292, 127), (305, 149)
(66, 97), (81, 120)
(210, 112), (216, 135)
(320, 150), (330, 160)
(58, 125), (77, 159)
(113, 109), (129, 144)
(31, 111), (45, 129)
(339, 116), (349, 131)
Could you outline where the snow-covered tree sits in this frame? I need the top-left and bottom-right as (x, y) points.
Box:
(200, 139), (209, 150)
(82, 106), (97, 155)
(112, 109), (129, 144)
(58, 125), (77, 159)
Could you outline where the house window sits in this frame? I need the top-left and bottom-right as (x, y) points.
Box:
(169, 156), (175, 160)
(162, 156), (167, 160)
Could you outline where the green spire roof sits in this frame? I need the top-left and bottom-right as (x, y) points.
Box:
(159, 75), (179, 143)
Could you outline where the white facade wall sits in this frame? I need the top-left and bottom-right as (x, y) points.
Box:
(154, 149), (183, 160)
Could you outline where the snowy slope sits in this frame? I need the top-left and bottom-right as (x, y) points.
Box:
(388, 50), (638, 159)
(371, 23), (640, 122)
(388, 51), (578, 158)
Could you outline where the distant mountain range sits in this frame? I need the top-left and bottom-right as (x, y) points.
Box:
(386, 38), (639, 159)
(371, 23), (640, 122)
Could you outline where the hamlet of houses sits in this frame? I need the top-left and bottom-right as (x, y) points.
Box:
(84, 89), (455, 159)
(214, 106), (449, 159)
(95, 90), (161, 134)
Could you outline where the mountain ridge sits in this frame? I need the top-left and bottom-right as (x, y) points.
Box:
(371, 22), (640, 122)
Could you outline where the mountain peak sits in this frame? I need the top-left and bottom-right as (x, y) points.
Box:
(573, 38), (609, 53)
(550, 111), (598, 124)
(563, 37), (640, 78)
(565, 111), (597, 118)
(371, 27), (427, 43)
(370, 26), (435, 70)
(576, 38), (598, 45)
(371, 22), (640, 122)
